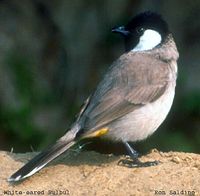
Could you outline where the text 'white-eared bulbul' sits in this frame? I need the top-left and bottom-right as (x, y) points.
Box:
(8, 11), (179, 182)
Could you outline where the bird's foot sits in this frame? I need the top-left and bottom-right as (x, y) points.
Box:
(118, 158), (159, 168)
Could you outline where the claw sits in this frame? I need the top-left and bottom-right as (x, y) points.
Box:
(118, 158), (160, 168)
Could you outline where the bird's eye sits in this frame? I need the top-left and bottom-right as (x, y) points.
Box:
(136, 27), (145, 35)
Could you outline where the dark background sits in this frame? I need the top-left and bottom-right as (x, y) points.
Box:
(0, 0), (199, 154)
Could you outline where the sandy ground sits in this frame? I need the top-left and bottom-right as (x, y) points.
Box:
(0, 149), (200, 196)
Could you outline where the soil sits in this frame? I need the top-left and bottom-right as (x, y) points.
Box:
(0, 149), (200, 196)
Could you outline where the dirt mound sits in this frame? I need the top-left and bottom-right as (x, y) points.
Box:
(0, 149), (199, 196)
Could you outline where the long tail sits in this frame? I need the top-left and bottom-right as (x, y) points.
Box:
(8, 132), (76, 182)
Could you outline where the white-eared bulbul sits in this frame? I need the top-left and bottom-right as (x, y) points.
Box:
(8, 11), (179, 182)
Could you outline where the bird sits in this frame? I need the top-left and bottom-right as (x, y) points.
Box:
(8, 11), (179, 182)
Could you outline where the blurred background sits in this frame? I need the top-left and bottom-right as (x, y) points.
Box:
(0, 0), (199, 154)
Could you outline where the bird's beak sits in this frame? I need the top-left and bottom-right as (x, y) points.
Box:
(112, 26), (130, 36)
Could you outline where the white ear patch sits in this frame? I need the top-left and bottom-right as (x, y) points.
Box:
(132, 29), (161, 51)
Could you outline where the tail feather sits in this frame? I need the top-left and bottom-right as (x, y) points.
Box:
(8, 136), (76, 182)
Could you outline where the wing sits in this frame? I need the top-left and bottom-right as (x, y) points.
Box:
(81, 52), (171, 131)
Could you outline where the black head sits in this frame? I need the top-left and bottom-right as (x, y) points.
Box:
(112, 11), (170, 52)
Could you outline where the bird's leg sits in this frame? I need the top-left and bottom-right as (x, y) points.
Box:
(118, 141), (159, 168)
